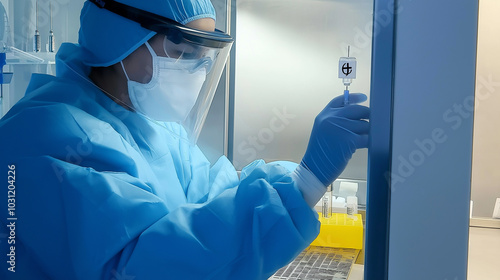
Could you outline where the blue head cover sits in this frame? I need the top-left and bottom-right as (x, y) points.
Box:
(78, 0), (216, 67)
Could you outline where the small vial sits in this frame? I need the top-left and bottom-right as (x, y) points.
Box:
(48, 30), (55, 53)
(34, 30), (41, 53)
(346, 196), (358, 220)
(321, 185), (332, 218)
(34, 1), (41, 53)
(48, 2), (55, 53)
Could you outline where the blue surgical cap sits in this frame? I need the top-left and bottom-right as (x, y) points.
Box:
(78, 0), (216, 67)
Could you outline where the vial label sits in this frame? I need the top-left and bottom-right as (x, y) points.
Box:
(338, 57), (357, 79)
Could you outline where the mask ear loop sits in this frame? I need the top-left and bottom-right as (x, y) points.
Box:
(144, 42), (158, 59)
(120, 61), (131, 81)
(120, 42), (157, 83)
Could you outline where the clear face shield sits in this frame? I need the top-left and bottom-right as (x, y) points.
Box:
(89, 0), (233, 145)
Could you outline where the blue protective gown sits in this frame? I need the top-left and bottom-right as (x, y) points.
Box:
(0, 43), (320, 280)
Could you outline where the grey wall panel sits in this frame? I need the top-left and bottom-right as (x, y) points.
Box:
(471, 0), (500, 219)
(388, 0), (478, 279)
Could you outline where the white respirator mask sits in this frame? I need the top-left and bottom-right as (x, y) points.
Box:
(121, 42), (207, 123)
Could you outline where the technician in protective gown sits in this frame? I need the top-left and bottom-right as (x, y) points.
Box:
(0, 0), (370, 279)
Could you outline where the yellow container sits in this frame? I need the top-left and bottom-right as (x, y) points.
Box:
(310, 213), (363, 249)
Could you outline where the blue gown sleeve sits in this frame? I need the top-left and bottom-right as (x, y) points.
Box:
(124, 163), (320, 280)
(0, 105), (320, 280)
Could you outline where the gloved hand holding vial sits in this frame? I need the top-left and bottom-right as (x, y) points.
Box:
(292, 47), (368, 207)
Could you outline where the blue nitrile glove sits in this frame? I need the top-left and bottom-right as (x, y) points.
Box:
(292, 93), (370, 207)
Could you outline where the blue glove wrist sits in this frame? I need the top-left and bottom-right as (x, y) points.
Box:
(292, 163), (327, 208)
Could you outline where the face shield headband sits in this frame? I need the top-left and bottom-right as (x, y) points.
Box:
(88, 0), (234, 145)
(88, 0), (233, 48)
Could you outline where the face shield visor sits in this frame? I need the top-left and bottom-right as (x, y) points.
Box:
(89, 0), (233, 145)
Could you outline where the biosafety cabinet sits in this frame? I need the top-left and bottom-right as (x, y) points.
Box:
(231, 1), (478, 278)
(0, 0), (480, 279)
(229, 0), (479, 279)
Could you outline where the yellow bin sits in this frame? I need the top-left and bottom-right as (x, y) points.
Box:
(310, 213), (363, 249)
